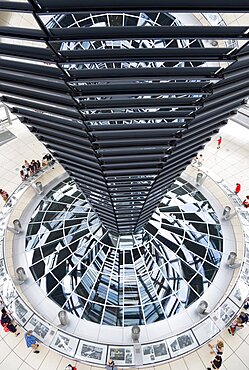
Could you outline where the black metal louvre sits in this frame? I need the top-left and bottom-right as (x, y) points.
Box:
(80, 97), (202, 110)
(60, 47), (234, 63)
(68, 67), (219, 82)
(48, 26), (249, 41)
(1, 1), (249, 235)
(31, 0), (249, 13)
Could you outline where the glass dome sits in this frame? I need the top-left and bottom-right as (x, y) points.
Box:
(26, 177), (222, 326)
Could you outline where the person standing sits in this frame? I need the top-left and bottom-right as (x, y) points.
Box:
(36, 160), (41, 171)
(21, 165), (29, 179)
(106, 358), (117, 370)
(243, 196), (249, 208)
(217, 136), (222, 149)
(1, 308), (20, 337)
(0, 189), (9, 202)
(238, 311), (249, 325)
(24, 160), (29, 170)
(24, 330), (40, 353)
(243, 297), (249, 310)
(197, 154), (204, 167)
(20, 169), (25, 181)
(235, 183), (241, 194)
(65, 365), (77, 370)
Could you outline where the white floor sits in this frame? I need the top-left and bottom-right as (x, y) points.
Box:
(0, 118), (249, 369)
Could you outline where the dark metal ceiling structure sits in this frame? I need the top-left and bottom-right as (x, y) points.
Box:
(0, 1), (249, 235)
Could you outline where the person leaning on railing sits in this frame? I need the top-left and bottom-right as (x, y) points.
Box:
(243, 195), (249, 208)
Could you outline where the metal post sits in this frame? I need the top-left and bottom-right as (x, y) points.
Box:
(16, 267), (27, 282)
(222, 206), (231, 220)
(196, 172), (203, 186)
(227, 252), (241, 269)
(32, 181), (43, 194)
(196, 300), (208, 317)
(131, 325), (140, 342)
(13, 219), (22, 232)
(12, 219), (22, 234)
(58, 310), (68, 326)
(3, 104), (12, 125)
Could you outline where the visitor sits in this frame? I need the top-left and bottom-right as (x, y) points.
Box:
(36, 159), (41, 171)
(42, 157), (47, 167)
(65, 365), (77, 370)
(24, 330), (40, 353)
(45, 153), (54, 165)
(33, 159), (38, 173)
(1, 308), (20, 337)
(235, 183), (241, 194)
(217, 136), (222, 149)
(22, 165), (29, 179)
(243, 297), (249, 310)
(243, 196), (249, 208)
(24, 160), (29, 171)
(197, 154), (204, 167)
(29, 160), (36, 176)
(191, 154), (203, 167)
(0, 189), (9, 202)
(228, 317), (244, 335)
(238, 311), (249, 324)
(207, 354), (222, 369)
(191, 156), (198, 166)
(106, 358), (117, 370)
(20, 169), (25, 181)
(208, 340), (224, 355)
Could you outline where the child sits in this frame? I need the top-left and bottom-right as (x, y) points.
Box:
(235, 183), (241, 194)
(217, 136), (222, 149)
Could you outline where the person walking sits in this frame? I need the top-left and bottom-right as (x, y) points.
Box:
(217, 136), (222, 149)
(235, 183), (241, 194)
(228, 317), (244, 335)
(207, 354), (222, 369)
(24, 330), (40, 353)
(208, 340), (224, 355)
